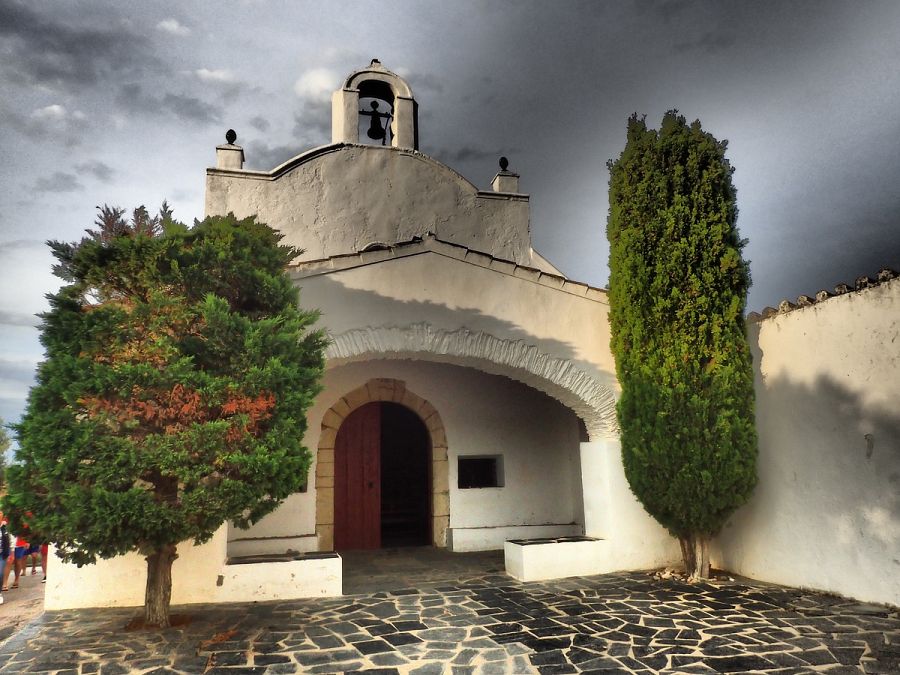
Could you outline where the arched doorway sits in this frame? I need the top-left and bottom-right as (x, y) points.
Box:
(334, 401), (431, 550)
(315, 378), (449, 552)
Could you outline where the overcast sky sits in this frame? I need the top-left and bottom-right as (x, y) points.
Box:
(1, 0), (899, 431)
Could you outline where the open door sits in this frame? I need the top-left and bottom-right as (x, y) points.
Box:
(333, 401), (432, 550)
(334, 402), (381, 549)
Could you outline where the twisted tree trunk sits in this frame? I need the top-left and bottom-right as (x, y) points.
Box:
(144, 543), (178, 627)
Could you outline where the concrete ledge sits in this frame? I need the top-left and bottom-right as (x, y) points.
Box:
(218, 553), (341, 601)
(226, 534), (319, 557)
(448, 524), (582, 552)
(45, 528), (342, 610)
(504, 537), (611, 582)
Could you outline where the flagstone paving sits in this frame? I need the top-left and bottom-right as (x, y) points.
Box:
(0, 568), (897, 674)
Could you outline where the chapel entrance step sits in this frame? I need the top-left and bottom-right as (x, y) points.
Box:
(340, 546), (505, 595)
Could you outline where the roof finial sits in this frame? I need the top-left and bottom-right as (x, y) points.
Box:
(499, 156), (509, 171)
(225, 129), (237, 144)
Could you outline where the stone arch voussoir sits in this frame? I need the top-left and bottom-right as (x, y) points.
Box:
(325, 324), (619, 442)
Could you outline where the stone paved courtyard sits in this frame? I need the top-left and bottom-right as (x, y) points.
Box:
(0, 562), (897, 674)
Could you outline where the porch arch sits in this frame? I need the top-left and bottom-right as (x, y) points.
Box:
(315, 378), (449, 551)
(326, 324), (619, 441)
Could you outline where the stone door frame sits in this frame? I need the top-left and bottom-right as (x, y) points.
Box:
(315, 378), (449, 551)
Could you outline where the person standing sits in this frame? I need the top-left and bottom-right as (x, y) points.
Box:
(0, 513), (9, 604)
(9, 531), (29, 588)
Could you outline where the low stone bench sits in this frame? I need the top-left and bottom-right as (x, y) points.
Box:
(219, 551), (342, 600)
(504, 536), (611, 582)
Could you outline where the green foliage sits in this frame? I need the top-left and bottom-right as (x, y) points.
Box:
(606, 111), (757, 539)
(4, 207), (326, 564)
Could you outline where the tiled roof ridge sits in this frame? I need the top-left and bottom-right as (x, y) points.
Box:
(289, 233), (609, 303)
(748, 267), (898, 322)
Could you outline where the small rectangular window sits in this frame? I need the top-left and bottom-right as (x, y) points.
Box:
(458, 455), (504, 489)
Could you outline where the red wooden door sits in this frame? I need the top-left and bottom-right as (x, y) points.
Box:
(334, 402), (381, 550)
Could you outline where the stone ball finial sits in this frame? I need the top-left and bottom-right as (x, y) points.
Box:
(499, 156), (509, 171)
(225, 129), (237, 144)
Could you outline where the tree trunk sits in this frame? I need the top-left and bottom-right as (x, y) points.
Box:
(679, 534), (696, 577)
(680, 533), (711, 580)
(144, 543), (178, 627)
(698, 535), (710, 579)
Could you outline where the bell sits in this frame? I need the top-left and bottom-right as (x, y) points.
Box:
(366, 101), (385, 140)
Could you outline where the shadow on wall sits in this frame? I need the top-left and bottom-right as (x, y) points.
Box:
(717, 327), (900, 603)
(299, 272), (616, 393)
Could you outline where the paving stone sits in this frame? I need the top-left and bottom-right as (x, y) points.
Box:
(418, 627), (468, 642)
(529, 648), (567, 665)
(705, 654), (776, 672)
(382, 632), (423, 646)
(210, 651), (249, 666)
(409, 664), (445, 675)
(310, 633), (345, 648)
(0, 562), (897, 675)
(369, 652), (410, 666)
(307, 661), (363, 673)
(252, 654), (290, 666)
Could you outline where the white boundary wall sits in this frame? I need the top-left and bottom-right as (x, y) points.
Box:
(715, 279), (900, 607)
(44, 527), (341, 610)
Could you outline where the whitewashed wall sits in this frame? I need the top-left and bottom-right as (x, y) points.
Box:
(234, 359), (584, 553)
(206, 144), (532, 266)
(715, 279), (900, 607)
(44, 527), (341, 610)
(581, 439), (682, 571)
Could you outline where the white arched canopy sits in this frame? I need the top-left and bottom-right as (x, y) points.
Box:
(326, 324), (619, 441)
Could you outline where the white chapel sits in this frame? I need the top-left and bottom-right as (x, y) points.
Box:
(46, 61), (897, 610)
(204, 59), (644, 559)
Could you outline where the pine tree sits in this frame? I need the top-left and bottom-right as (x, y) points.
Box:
(3, 206), (326, 626)
(606, 112), (757, 578)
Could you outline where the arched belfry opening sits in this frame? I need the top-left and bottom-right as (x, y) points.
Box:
(332, 59), (419, 150)
(357, 80), (395, 146)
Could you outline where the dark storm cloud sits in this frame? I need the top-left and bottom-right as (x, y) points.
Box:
(249, 116), (270, 132)
(407, 72), (444, 95)
(292, 101), (332, 146)
(0, 312), (39, 329)
(674, 31), (737, 54)
(244, 141), (300, 171)
(162, 93), (221, 125)
(638, 0), (697, 22)
(183, 69), (253, 102)
(32, 172), (83, 193)
(0, 1), (161, 90)
(75, 161), (114, 183)
(0, 240), (43, 253)
(433, 146), (506, 164)
(116, 84), (222, 125)
(2, 103), (89, 146)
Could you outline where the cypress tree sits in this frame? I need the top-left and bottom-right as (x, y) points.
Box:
(606, 112), (757, 578)
(4, 206), (326, 625)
